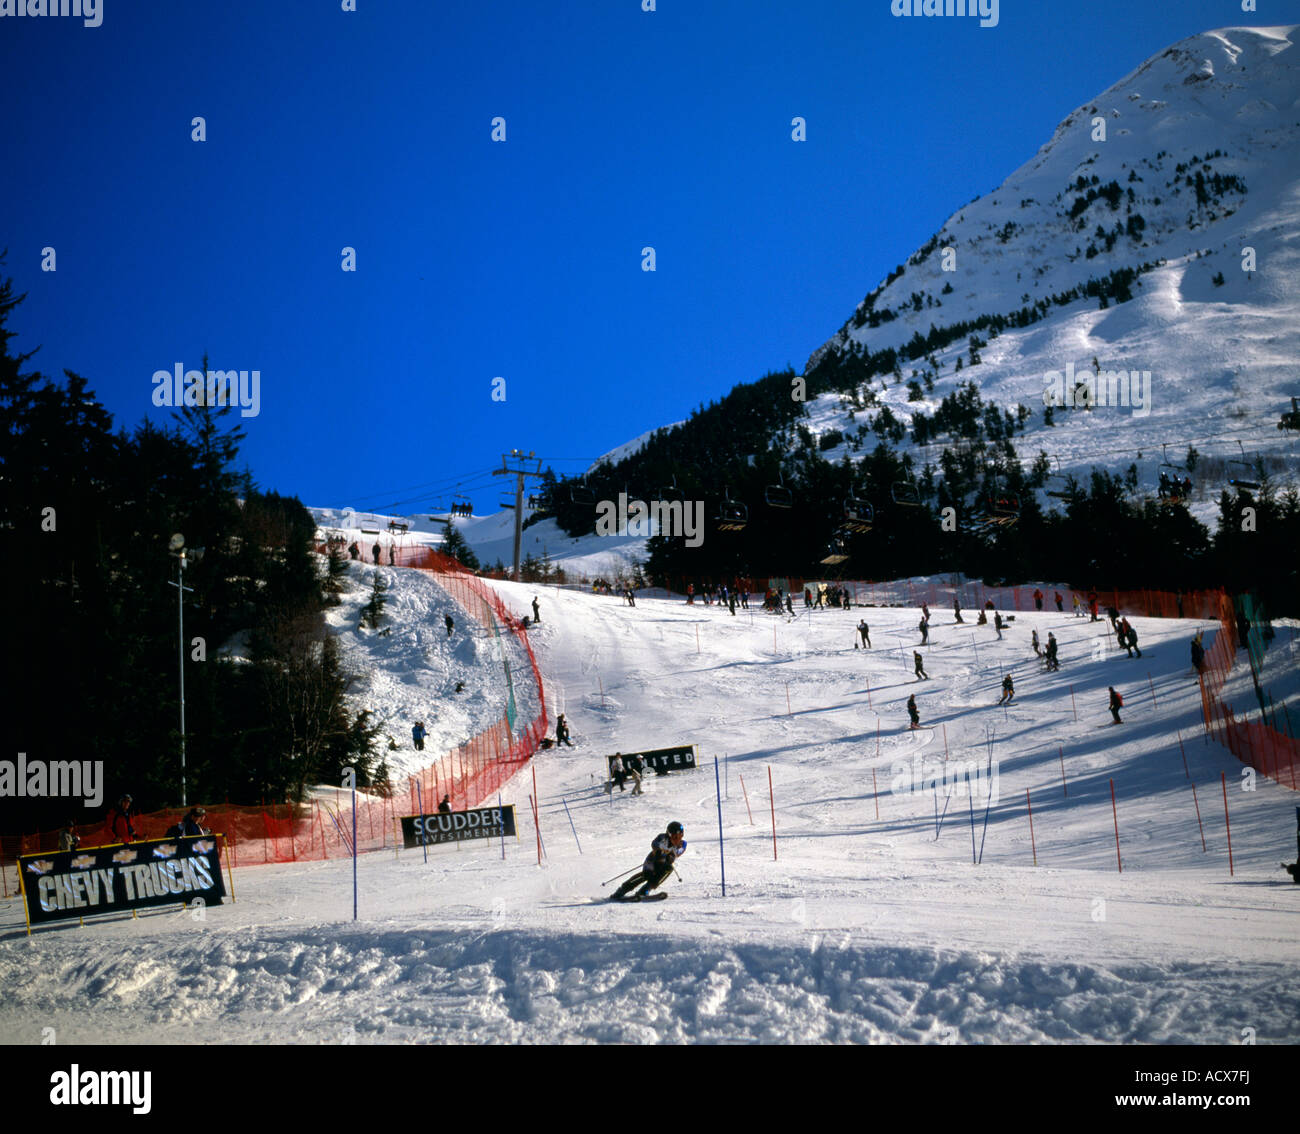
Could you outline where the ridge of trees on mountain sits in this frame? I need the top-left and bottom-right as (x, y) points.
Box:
(541, 283), (1296, 613)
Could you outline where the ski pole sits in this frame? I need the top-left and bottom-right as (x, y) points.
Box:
(601, 865), (640, 886)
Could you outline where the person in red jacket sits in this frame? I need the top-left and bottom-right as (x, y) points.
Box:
(109, 794), (138, 844)
(1108, 687), (1124, 724)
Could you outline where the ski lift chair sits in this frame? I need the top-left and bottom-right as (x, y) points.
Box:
(715, 488), (748, 532)
(820, 528), (852, 566)
(842, 496), (874, 533)
(891, 481), (921, 506)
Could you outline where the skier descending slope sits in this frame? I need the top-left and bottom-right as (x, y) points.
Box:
(610, 821), (687, 901)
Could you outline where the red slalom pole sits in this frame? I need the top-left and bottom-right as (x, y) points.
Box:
(768, 765), (777, 861)
(1069, 685), (1078, 722)
(876, 720), (881, 760)
(1177, 730), (1189, 780)
(1220, 771), (1234, 876)
(1109, 778), (1122, 873)
(1058, 746), (1068, 797)
(872, 768), (879, 819)
(739, 774), (754, 825)
(1191, 783), (1206, 853)
(1025, 788), (1037, 867)
(785, 682), (792, 716)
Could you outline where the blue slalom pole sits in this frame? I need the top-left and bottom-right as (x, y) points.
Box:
(714, 756), (726, 898)
(968, 783), (977, 864)
(415, 781), (428, 864)
(562, 797), (583, 854)
(978, 743), (995, 864)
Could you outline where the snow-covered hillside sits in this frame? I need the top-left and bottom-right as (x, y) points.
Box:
(2, 578), (1296, 1043)
(794, 25), (1300, 521)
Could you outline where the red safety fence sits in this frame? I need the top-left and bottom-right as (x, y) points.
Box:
(1, 547), (548, 888)
(1196, 591), (1298, 791)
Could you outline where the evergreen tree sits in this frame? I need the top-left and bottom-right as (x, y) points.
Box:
(441, 520), (480, 570)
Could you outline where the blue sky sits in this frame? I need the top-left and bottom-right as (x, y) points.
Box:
(2, 0), (1292, 515)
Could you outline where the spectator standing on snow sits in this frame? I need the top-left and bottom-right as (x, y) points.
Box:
(372, 541), (381, 564)
(412, 721), (427, 751)
(1045, 633), (1060, 671)
(994, 611), (1004, 640)
(919, 618), (929, 645)
(109, 795), (138, 844)
(907, 694), (921, 730)
(953, 598), (964, 623)
(1054, 592), (1063, 613)
(1108, 687), (1124, 724)
(556, 714), (574, 747)
(913, 651), (928, 680)
(445, 613), (454, 638)
(626, 753), (644, 796)
(1031, 629), (1040, 656)
(858, 620), (871, 648)
(605, 754), (626, 794)
(532, 597), (541, 623)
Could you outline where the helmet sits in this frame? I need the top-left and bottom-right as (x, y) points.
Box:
(666, 821), (684, 836)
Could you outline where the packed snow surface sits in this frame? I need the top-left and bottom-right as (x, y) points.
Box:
(2, 575), (1296, 1044)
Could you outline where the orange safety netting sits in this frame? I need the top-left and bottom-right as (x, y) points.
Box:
(1, 547), (548, 886)
(1197, 591), (1299, 791)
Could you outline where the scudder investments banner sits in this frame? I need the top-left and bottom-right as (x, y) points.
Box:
(18, 836), (227, 928)
(401, 805), (517, 848)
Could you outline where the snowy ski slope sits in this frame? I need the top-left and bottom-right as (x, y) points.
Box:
(1, 573), (1295, 1044)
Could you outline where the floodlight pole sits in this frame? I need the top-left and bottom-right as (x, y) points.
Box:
(169, 550), (194, 807)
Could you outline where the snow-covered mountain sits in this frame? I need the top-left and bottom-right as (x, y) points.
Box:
(795, 24), (1299, 515)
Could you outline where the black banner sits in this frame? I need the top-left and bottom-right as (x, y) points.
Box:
(605, 745), (697, 776)
(18, 836), (227, 928)
(401, 805), (517, 848)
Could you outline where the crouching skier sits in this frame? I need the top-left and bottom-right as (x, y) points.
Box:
(610, 821), (687, 901)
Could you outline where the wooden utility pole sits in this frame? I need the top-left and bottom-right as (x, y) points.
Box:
(493, 450), (544, 580)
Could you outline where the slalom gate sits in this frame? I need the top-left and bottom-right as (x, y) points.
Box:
(0, 547), (547, 886)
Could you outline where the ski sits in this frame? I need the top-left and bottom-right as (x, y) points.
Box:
(608, 891), (668, 902)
